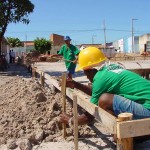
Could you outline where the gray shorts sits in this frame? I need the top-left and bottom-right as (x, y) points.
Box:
(113, 95), (150, 120)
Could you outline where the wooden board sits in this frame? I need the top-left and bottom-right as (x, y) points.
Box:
(44, 73), (61, 90)
(61, 73), (67, 138)
(117, 118), (150, 138)
(66, 88), (117, 134)
(42, 73), (117, 133)
(34, 69), (150, 137)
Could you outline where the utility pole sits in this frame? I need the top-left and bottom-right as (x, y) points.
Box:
(103, 20), (107, 49)
(92, 35), (96, 44)
(131, 18), (138, 53)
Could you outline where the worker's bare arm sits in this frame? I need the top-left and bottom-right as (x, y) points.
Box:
(59, 111), (94, 126)
(50, 54), (62, 57)
(66, 80), (92, 96)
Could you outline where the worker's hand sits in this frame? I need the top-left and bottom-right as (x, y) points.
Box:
(58, 79), (75, 89)
(72, 59), (77, 64)
(66, 80), (75, 89)
(59, 112), (71, 124)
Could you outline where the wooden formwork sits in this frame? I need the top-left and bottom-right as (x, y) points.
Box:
(115, 61), (150, 80)
(112, 56), (150, 61)
(32, 67), (150, 150)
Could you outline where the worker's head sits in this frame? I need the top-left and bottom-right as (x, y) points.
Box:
(84, 68), (98, 82)
(76, 47), (107, 72)
(64, 36), (71, 45)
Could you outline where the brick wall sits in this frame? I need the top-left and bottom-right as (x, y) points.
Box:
(50, 34), (64, 46)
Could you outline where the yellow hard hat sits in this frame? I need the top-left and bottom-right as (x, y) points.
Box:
(76, 47), (106, 71)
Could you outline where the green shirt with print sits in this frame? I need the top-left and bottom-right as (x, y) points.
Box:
(58, 44), (80, 70)
(90, 64), (150, 110)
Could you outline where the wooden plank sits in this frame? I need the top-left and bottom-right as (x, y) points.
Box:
(36, 70), (150, 137)
(117, 113), (133, 150)
(61, 73), (67, 138)
(117, 118), (150, 139)
(41, 72), (117, 133)
(40, 72), (44, 87)
(73, 94), (78, 150)
(128, 68), (150, 73)
(66, 88), (117, 134)
(32, 68), (35, 78)
(44, 73), (61, 90)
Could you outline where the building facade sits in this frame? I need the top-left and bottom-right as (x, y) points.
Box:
(139, 34), (150, 53)
(1, 37), (10, 55)
(22, 41), (35, 52)
(50, 34), (65, 54)
(50, 34), (64, 46)
(1, 37), (10, 63)
(113, 36), (139, 54)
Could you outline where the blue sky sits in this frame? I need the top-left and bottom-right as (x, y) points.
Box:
(5, 0), (150, 45)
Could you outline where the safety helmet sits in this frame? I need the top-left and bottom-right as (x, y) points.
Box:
(64, 36), (71, 41)
(76, 47), (107, 71)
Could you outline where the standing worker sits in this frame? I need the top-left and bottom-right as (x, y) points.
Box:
(55, 36), (80, 80)
(60, 47), (150, 142)
(11, 50), (15, 63)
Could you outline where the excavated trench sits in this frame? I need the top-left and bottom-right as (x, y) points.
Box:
(0, 76), (115, 149)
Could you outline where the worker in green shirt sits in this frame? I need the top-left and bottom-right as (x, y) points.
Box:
(59, 47), (150, 142)
(57, 36), (80, 80)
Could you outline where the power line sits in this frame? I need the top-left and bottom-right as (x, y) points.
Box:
(5, 28), (138, 34)
(6, 28), (150, 35)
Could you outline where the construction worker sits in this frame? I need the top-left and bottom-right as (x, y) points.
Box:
(55, 36), (80, 80)
(59, 47), (150, 142)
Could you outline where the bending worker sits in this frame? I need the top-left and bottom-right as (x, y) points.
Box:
(54, 36), (80, 80)
(60, 47), (150, 141)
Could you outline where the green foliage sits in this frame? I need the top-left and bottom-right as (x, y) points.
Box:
(34, 38), (51, 54)
(0, 0), (34, 39)
(7, 37), (23, 47)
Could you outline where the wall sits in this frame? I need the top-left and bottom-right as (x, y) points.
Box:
(123, 37), (128, 53)
(113, 36), (139, 54)
(12, 47), (26, 57)
(1, 38), (10, 55)
(118, 39), (124, 52)
(50, 34), (64, 46)
(1, 38), (10, 63)
(113, 41), (119, 50)
(139, 34), (150, 52)
(50, 46), (61, 55)
(134, 36), (139, 53)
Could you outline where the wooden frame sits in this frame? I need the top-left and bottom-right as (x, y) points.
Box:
(33, 67), (150, 150)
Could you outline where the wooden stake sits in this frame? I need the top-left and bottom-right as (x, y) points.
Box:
(73, 93), (78, 150)
(34, 67), (38, 78)
(40, 72), (45, 87)
(32, 67), (35, 78)
(42, 72), (45, 87)
(61, 73), (67, 138)
(117, 113), (133, 150)
(32, 67), (37, 78)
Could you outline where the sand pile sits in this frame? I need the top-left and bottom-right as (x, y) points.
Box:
(0, 77), (96, 149)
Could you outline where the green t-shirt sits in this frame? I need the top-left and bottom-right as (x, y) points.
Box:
(58, 44), (80, 70)
(90, 64), (150, 110)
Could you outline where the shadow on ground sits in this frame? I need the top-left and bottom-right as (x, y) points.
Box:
(0, 63), (31, 78)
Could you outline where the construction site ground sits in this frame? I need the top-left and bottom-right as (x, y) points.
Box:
(0, 62), (149, 150)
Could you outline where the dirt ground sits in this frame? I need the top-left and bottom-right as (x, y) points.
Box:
(0, 63), (149, 150)
(0, 64), (115, 150)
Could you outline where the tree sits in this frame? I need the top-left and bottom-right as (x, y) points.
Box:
(0, 0), (34, 54)
(7, 37), (23, 47)
(34, 38), (52, 54)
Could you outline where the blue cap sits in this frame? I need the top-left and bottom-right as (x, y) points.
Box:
(64, 36), (71, 41)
